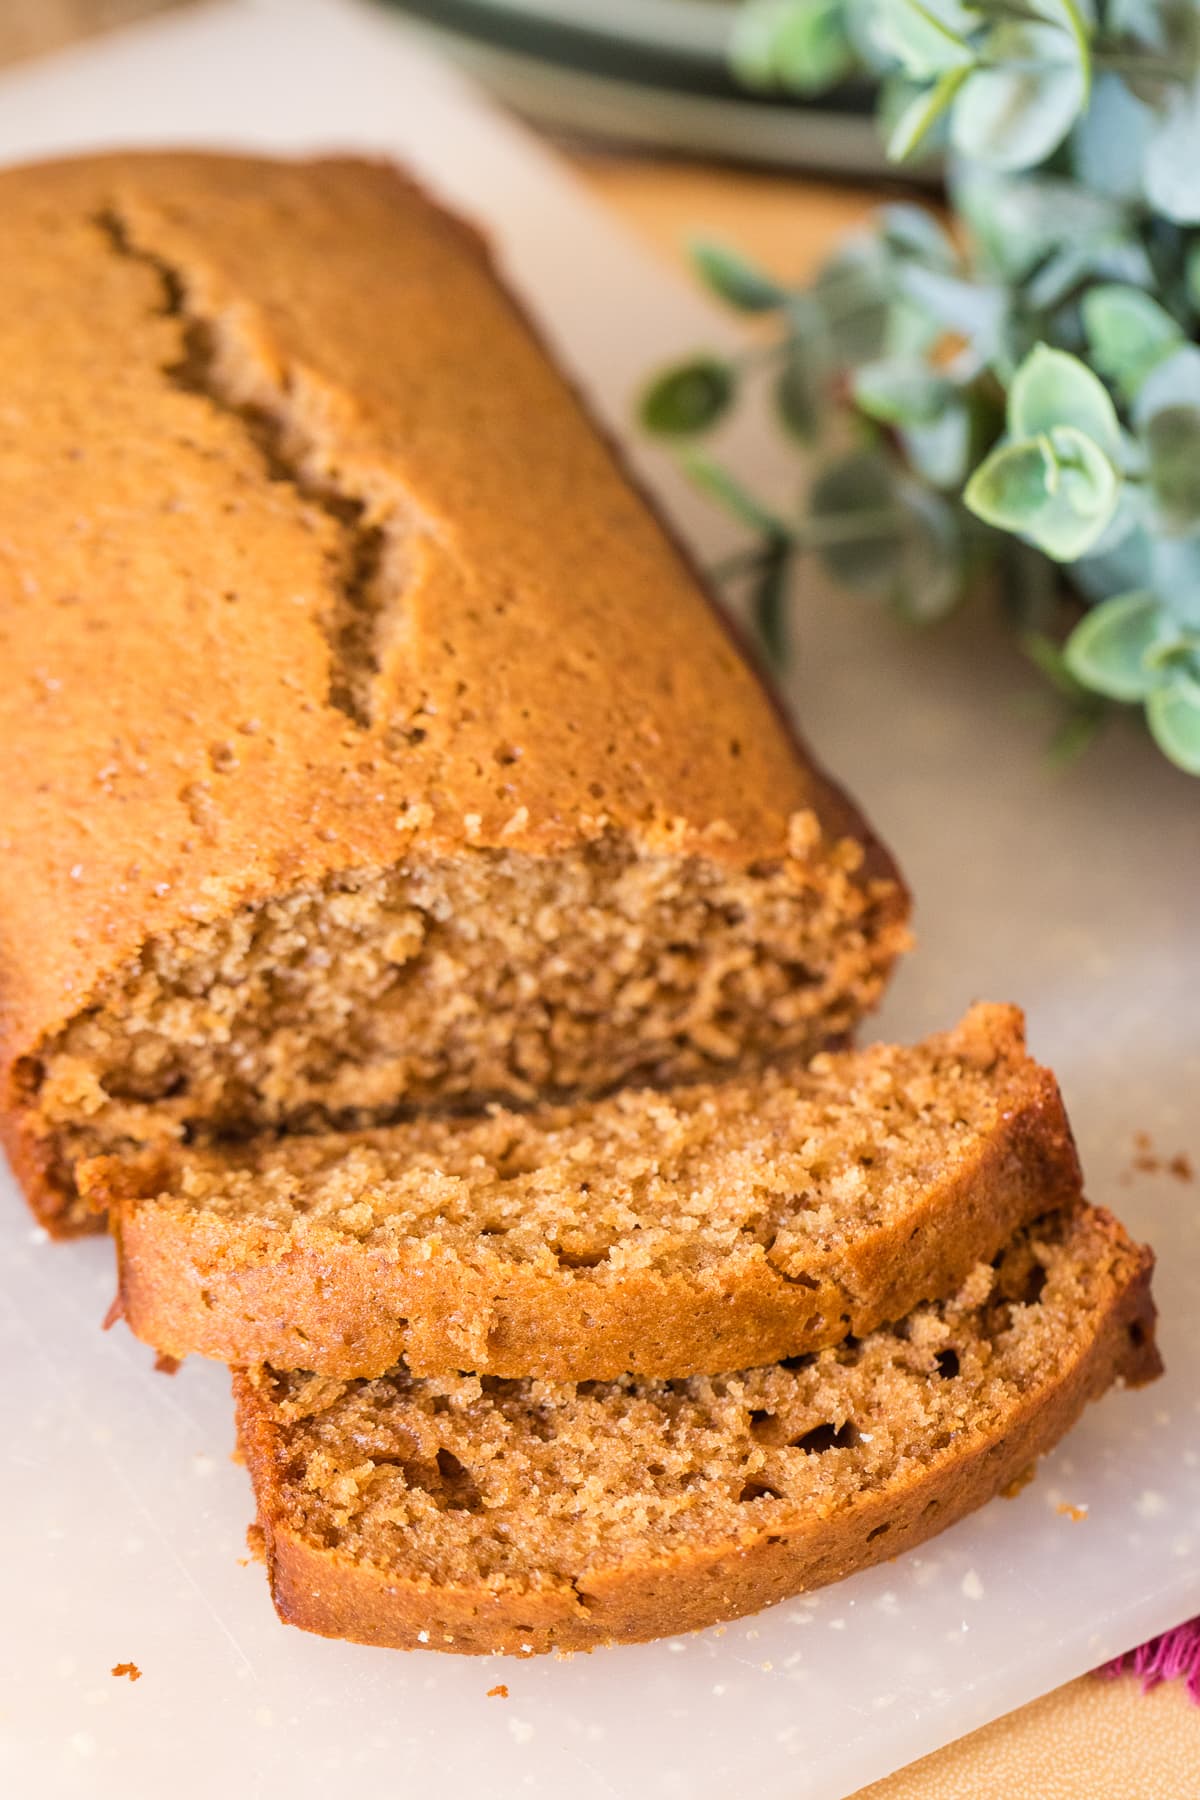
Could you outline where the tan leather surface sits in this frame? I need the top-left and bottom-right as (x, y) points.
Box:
(855, 1673), (1200, 1799)
(0, 0), (184, 68)
(575, 151), (882, 286)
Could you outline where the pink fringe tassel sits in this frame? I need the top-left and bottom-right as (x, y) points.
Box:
(1100, 1618), (1200, 1703)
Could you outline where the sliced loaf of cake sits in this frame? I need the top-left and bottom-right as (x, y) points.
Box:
(234, 1202), (1159, 1656)
(82, 1004), (1081, 1381)
(0, 152), (907, 1236)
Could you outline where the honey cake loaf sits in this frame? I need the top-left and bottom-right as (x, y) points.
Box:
(234, 1202), (1159, 1656)
(84, 1004), (1082, 1381)
(0, 152), (908, 1235)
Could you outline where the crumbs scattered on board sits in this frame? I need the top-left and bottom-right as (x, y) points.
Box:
(1122, 1133), (1194, 1184)
(111, 1663), (142, 1682)
(487, 1684), (508, 1699)
(1057, 1501), (1089, 1522)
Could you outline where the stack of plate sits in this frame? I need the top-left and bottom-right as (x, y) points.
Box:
(381, 0), (888, 174)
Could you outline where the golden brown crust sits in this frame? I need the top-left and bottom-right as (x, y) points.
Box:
(0, 150), (907, 1234)
(233, 1206), (1160, 1656)
(85, 1005), (1083, 1380)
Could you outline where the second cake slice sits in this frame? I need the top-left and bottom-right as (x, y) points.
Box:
(234, 1203), (1159, 1654)
(83, 1004), (1081, 1380)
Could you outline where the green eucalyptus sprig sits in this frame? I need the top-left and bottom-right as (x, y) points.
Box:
(641, 0), (1200, 774)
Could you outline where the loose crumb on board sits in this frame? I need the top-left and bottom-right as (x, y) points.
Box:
(111, 1662), (142, 1681)
(487, 1684), (508, 1699)
(1001, 1462), (1036, 1499)
(154, 1351), (181, 1376)
(100, 1294), (125, 1331)
(1057, 1502), (1089, 1522)
(1127, 1132), (1194, 1183)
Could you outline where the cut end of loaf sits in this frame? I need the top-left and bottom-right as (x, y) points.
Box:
(22, 832), (907, 1233)
(233, 1202), (1159, 1656)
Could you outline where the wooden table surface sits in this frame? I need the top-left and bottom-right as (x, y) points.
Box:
(0, 2), (1196, 1791)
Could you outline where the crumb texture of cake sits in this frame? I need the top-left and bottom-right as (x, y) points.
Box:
(234, 1203), (1160, 1656)
(0, 152), (907, 1234)
(85, 1004), (1083, 1380)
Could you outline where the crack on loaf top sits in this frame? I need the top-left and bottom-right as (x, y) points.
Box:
(94, 201), (430, 730)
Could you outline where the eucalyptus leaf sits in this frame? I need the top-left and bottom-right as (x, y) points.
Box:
(1145, 406), (1200, 534)
(729, 0), (789, 85)
(690, 240), (789, 313)
(887, 65), (970, 160)
(1133, 345), (1200, 428)
(1023, 628), (1091, 701)
(1002, 541), (1062, 632)
(640, 357), (735, 436)
(1008, 343), (1121, 456)
(1081, 485), (1144, 557)
(1022, 237), (1154, 312)
(878, 202), (958, 269)
(1082, 285), (1183, 401)
(852, 357), (954, 424)
(1150, 536), (1200, 632)
(892, 482), (967, 620)
(654, 0), (1200, 773)
(805, 451), (965, 614)
(1063, 589), (1166, 699)
(1047, 706), (1106, 766)
(1031, 0), (1092, 101)
(1050, 424), (1122, 530)
(964, 428), (1119, 560)
(680, 452), (791, 537)
(775, 343), (824, 440)
(1073, 238), (1156, 290)
(1020, 246), (1094, 314)
(1071, 71), (1157, 201)
(953, 171), (1125, 283)
(1144, 88), (1200, 225)
(812, 247), (890, 362)
(807, 452), (902, 596)
(1104, 0), (1166, 52)
(875, 0), (977, 77)
(1073, 509), (1154, 601)
(964, 435), (1056, 525)
(951, 21), (1088, 173)
(1147, 676), (1200, 774)
(912, 0), (980, 31)
(902, 403), (973, 488)
(883, 295), (945, 358)
(750, 537), (793, 667)
(894, 261), (1007, 354)
(731, 0), (855, 92)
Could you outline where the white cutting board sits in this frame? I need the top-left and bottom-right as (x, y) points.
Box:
(0, 4), (1197, 1796)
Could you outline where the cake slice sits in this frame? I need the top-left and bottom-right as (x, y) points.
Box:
(234, 1202), (1159, 1656)
(0, 151), (907, 1236)
(82, 1004), (1081, 1381)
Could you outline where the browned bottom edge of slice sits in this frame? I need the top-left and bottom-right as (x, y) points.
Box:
(232, 1203), (1160, 1657)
